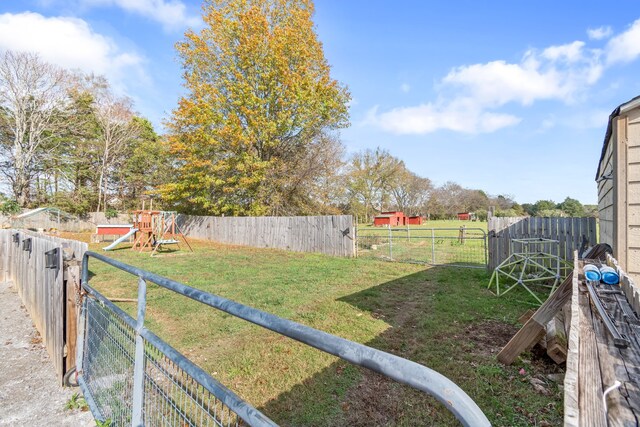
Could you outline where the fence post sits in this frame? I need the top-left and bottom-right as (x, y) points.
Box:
(458, 225), (466, 244)
(354, 219), (358, 258)
(431, 228), (436, 264)
(132, 277), (148, 427)
(64, 260), (81, 377)
(1, 232), (6, 283)
(483, 231), (488, 270)
(388, 225), (392, 259)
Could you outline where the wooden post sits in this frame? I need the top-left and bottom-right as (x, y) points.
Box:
(545, 312), (567, 364)
(64, 261), (81, 375)
(498, 271), (574, 364)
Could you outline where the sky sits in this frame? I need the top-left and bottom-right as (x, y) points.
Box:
(1, 1), (640, 205)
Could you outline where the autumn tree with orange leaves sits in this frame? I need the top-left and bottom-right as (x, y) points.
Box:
(162, 0), (350, 215)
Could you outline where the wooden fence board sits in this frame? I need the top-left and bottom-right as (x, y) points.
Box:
(488, 217), (597, 270)
(0, 230), (87, 384)
(176, 215), (355, 257)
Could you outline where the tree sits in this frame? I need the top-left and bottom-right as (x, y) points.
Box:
(427, 181), (466, 219)
(521, 203), (535, 216)
(345, 148), (404, 222)
(531, 200), (556, 216)
(387, 167), (432, 215)
(583, 204), (598, 218)
(93, 86), (139, 213)
(557, 197), (585, 217)
(108, 117), (170, 210)
(261, 131), (345, 215)
(461, 189), (489, 212)
(0, 51), (69, 206)
(163, 0), (350, 215)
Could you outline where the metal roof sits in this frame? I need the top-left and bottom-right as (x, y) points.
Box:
(596, 94), (640, 181)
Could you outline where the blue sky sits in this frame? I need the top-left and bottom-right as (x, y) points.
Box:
(2, 1), (640, 205)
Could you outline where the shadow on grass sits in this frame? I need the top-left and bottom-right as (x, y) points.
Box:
(259, 265), (563, 427)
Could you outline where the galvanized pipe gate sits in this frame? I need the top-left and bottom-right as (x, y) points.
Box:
(76, 251), (490, 426)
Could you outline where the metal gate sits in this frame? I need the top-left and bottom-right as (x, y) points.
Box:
(75, 251), (489, 426)
(356, 226), (488, 268)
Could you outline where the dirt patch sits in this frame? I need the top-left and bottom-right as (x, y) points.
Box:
(461, 320), (520, 357)
(340, 369), (438, 426)
(0, 281), (94, 426)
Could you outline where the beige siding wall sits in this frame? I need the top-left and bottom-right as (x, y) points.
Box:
(598, 104), (640, 283)
(598, 133), (614, 246)
(627, 110), (640, 278)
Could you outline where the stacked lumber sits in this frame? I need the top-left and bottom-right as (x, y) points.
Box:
(497, 244), (612, 365)
(513, 305), (568, 364)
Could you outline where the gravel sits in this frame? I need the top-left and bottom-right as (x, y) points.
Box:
(0, 280), (94, 426)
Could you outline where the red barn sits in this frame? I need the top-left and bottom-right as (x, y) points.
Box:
(374, 211), (406, 226)
(457, 212), (477, 221)
(382, 211), (406, 226)
(407, 216), (423, 225)
(373, 215), (392, 226)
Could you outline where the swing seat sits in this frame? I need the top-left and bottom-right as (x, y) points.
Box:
(156, 239), (179, 245)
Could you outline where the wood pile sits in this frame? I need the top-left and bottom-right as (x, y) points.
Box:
(497, 244), (640, 426)
(497, 244), (613, 365)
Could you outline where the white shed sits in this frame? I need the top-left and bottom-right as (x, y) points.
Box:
(596, 95), (640, 281)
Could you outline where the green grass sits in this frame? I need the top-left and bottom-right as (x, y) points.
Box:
(356, 220), (488, 265)
(82, 236), (563, 426)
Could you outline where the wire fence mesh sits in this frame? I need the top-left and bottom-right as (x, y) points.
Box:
(356, 226), (487, 268)
(76, 250), (490, 427)
(81, 295), (245, 426)
(83, 297), (135, 424)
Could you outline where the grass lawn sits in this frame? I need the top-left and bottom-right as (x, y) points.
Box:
(77, 235), (563, 426)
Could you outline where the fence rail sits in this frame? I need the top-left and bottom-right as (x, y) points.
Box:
(0, 229), (87, 383)
(488, 217), (597, 271)
(356, 226), (488, 268)
(177, 214), (355, 257)
(77, 251), (490, 426)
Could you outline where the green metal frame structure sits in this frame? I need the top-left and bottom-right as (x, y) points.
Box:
(488, 238), (571, 304)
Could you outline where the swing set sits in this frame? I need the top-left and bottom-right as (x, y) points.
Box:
(131, 209), (193, 256)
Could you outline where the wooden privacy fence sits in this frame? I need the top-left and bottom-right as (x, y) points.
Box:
(488, 217), (597, 271)
(12, 210), (95, 232)
(0, 230), (87, 384)
(177, 215), (356, 257)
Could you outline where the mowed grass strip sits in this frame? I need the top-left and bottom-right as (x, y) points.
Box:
(82, 236), (563, 426)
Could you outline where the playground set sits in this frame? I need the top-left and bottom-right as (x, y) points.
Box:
(100, 209), (192, 256)
(488, 237), (571, 304)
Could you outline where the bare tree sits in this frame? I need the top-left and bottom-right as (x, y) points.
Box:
(257, 131), (345, 215)
(0, 51), (68, 206)
(93, 87), (139, 212)
(345, 148), (404, 222)
(387, 167), (432, 215)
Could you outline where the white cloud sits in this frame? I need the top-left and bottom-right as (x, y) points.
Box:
(81, 0), (200, 31)
(365, 18), (640, 136)
(541, 41), (585, 63)
(0, 12), (145, 88)
(366, 34), (614, 136)
(400, 83), (410, 93)
(365, 101), (521, 135)
(606, 19), (640, 64)
(540, 118), (555, 131)
(444, 41), (602, 107)
(587, 26), (613, 40)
